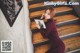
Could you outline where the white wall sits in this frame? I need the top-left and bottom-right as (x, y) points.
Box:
(22, 0), (34, 53)
(0, 0), (33, 53)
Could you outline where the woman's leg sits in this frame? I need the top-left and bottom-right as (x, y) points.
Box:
(45, 46), (65, 53)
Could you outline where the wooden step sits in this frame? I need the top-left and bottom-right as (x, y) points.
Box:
(32, 33), (48, 43)
(54, 15), (78, 23)
(29, 0), (67, 9)
(50, 0), (67, 1)
(29, 2), (44, 9)
(34, 44), (50, 53)
(64, 36), (80, 52)
(34, 36), (80, 53)
(29, 6), (72, 18)
(32, 24), (80, 43)
(58, 24), (80, 36)
(30, 14), (79, 30)
(33, 31), (80, 47)
(28, 0), (49, 5)
(71, 49), (80, 53)
(28, 0), (32, 1)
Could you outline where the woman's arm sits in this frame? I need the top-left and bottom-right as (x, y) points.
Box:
(38, 28), (51, 38)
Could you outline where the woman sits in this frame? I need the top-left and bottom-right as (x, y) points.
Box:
(37, 7), (65, 53)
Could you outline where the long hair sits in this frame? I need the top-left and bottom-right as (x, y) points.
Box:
(43, 6), (55, 19)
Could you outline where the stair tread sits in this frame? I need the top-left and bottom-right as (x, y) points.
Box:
(29, 0), (67, 9)
(33, 31), (80, 44)
(30, 14), (79, 30)
(32, 24), (80, 44)
(28, 0), (32, 1)
(34, 44), (50, 53)
(30, 6), (72, 18)
(29, 2), (44, 9)
(34, 36), (80, 53)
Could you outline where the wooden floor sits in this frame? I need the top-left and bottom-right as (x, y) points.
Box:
(30, 6), (72, 18)
(34, 36), (80, 53)
(28, 0), (80, 53)
(34, 44), (50, 53)
(30, 14), (79, 30)
(28, 0), (67, 9)
(32, 24), (80, 43)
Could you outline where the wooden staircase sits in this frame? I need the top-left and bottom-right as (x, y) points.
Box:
(28, 0), (80, 53)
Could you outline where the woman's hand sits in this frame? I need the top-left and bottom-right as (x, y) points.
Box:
(41, 13), (44, 19)
(36, 24), (40, 29)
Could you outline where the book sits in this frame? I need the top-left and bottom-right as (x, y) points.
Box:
(34, 19), (46, 29)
